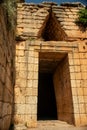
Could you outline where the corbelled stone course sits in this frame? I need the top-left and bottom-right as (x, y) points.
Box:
(16, 2), (87, 41)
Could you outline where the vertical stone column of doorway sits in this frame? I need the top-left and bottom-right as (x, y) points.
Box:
(68, 43), (87, 126)
(14, 41), (39, 128)
(53, 55), (74, 124)
(68, 51), (81, 126)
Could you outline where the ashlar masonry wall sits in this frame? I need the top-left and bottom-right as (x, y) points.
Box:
(15, 2), (87, 129)
(68, 41), (87, 126)
(0, 7), (15, 130)
(53, 55), (74, 124)
(15, 41), (38, 128)
(15, 40), (87, 128)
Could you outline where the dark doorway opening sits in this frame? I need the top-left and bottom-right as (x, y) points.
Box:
(37, 72), (57, 120)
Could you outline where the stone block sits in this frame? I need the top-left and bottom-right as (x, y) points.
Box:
(19, 71), (27, 79)
(83, 88), (87, 96)
(15, 95), (25, 104)
(73, 104), (79, 114)
(34, 51), (38, 58)
(3, 116), (11, 130)
(74, 59), (80, 65)
(72, 96), (78, 104)
(3, 88), (13, 103)
(80, 114), (87, 126)
(73, 53), (80, 59)
(68, 59), (74, 65)
(78, 96), (84, 104)
(74, 114), (81, 126)
(34, 64), (38, 72)
(78, 43), (87, 52)
(2, 103), (12, 116)
(27, 80), (33, 87)
(21, 88), (32, 96)
(17, 50), (24, 56)
(34, 58), (38, 64)
(15, 56), (18, 63)
(31, 105), (37, 114)
(16, 41), (26, 50)
(86, 104), (87, 113)
(15, 87), (21, 96)
(29, 50), (34, 57)
(26, 120), (37, 128)
(28, 57), (34, 64)
(19, 63), (27, 71)
(79, 104), (85, 114)
(16, 50), (19, 56)
(25, 96), (37, 104)
(77, 88), (83, 96)
(75, 73), (82, 80)
(27, 72), (33, 79)
(69, 66), (74, 72)
(79, 53), (87, 59)
(32, 80), (38, 88)
(76, 80), (82, 87)
(81, 72), (87, 80)
(16, 79), (27, 87)
(74, 65), (81, 72)
(68, 53), (73, 59)
(25, 104), (32, 114)
(81, 80), (87, 87)
(84, 96), (87, 103)
(71, 80), (76, 87)
(15, 62), (20, 71)
(22, 88), (37, 96)
(18, 56), (27, 63)
(81, 65), (87, 72)
(33, 72), (38, 80)
(14, 124), (27, 130)
(70, 73), (75, 79)
(32, 88), (37, 96)
(28, 64), (34, 71)
(72, 88), (77, 96)
(15, 104), (26, 114)
(14, 115), (24, 124)
(80, 59), (87, 65)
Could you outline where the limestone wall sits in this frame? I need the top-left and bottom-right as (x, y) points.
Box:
(53, 56), (74, 124)
(0, 7), (15, 130)
(68, 41), (87, 126)
(16, 3), (87, 41)
(15, 2), (87, 129)
(15, 40), (87, 128)
(14, 40), (38, 128)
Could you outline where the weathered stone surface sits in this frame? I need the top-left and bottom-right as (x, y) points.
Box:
(14, 2), (87, 130)
(0, 6), (15, 130)
(16, 2), (87, 40)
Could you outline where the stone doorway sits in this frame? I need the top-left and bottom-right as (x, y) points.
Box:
(37, 52), (74, 124)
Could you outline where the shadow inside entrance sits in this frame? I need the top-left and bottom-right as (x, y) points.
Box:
(37, 73), (57, 120)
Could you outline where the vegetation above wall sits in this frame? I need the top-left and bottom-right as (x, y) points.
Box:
(0, 0), (16, 30)
(76, 7), (87, 28)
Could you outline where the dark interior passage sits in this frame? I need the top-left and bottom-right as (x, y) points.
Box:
(37, 72), (57, 120)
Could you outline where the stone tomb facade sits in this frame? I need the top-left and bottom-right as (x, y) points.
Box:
(15, 2), (87, 128)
